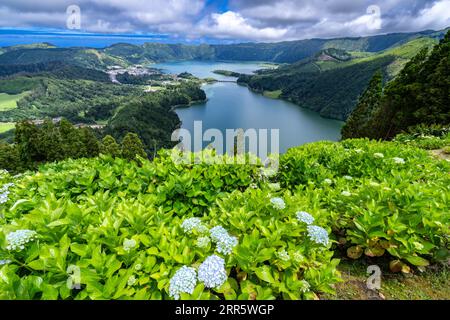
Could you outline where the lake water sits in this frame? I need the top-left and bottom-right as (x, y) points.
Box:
(154, 61), (343, 154)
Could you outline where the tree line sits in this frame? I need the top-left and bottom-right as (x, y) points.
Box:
(0, 119), (146, 174)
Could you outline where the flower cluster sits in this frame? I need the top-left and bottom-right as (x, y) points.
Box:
(196, 236), (211, 249)
(6, 229), (37, 251)
(0, 183), (14, 204)
(181, 218), (207, 234)
(270, 197), (286, 210)
(210, 226), (237, 255)
(127, 275), (136, 287)
(307, 225), (329, 246)
(169, 266), (197, 300)
(341, 191), (352, 197)
(374, 153), (384, 158)
(277, 249), (290, 262)
(392, 157), (405, 164)
(268, 183), (281, 191)
(123, 238), (137, 252)
(0, 259), (11, 266)
(323, 178), (333, 185)
(343, 175), (353, 181)
(299, 280), (311, 293)
(197, 255), (227, 289)
(296, 211), (315, 225)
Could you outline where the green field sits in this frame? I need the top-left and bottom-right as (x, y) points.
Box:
(0, 122), (15, 133)
(0, 92), (29, 111)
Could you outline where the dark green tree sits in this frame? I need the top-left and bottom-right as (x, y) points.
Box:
(341, 71), (384, 139)
(100, 135), (121, 158)
(0, 143), (21, 174)
(121, 133), (147, 161)
(80, 127), (100, 157)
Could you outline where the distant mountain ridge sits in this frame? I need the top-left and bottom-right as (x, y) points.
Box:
(0, 28), (448, 68)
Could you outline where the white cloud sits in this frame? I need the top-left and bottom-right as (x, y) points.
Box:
(196, 11), (288, 40)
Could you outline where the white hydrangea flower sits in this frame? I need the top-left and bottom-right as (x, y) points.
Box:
(127, 275), (136, 287)
(369, 181), (380, 187)
(123, 238), (137, 252)
(268, 183), (281, 191)
(296, 211), (315, 225)
(299, 280), (311, 293)
(270, 197), (285, 210)
(249, 183), (258, 189)
(323, 178), (333, 185)
(341, 191), (352, 197)
(196, 236), (211, 249)
(354, 149), (363, 154)
(181, 218), (207, 234)
(210, 226), (238, 255)
(169, 266), (197, 300)
(6, 229), (37, 251)
(293, 252), (305, 263)
(307, 225), (329, 246)
(198, 255), (227, 289)
(374, 153), (384, 158)
(277, 249), (290, 262)
(392, 157), (405, 164)
(134, 264), (142, 271)
(343, 175), (353, 181)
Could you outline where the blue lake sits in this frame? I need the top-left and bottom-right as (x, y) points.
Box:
(154, 61), (344, 154)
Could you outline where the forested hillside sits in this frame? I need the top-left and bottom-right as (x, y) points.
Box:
(237, 36), (440, 120)
(343, 30), (450, 139)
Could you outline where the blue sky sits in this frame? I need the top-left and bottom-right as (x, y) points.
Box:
(0, 0), (449, 42)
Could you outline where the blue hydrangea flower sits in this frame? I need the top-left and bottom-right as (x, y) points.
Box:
(181, 218), (207, 234)
(169, 266), (197, 300)
(296, 211), (315, 225)
(196, 236), (211, 249)
(6, 229), (37, 251)
(0, 183), (14, 204)
(209, 226), (238, 255)
(198, 255), (227, 289)
(0, 259), (11, 266)
(307, 225), (329, 246)
(270, 197), (285, 210)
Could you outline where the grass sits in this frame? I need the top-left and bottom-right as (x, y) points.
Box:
(0, 122), (15, 133)
(0, 92), (29, 111)
(263, 90), (282, 99)
(322, 260), (450, 300)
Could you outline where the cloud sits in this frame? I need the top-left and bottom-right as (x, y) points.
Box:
(0, 0), (448, 41)
(196, 11), (288, 40)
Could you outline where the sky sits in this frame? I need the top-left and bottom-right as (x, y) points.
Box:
(0, 0), (449, 42)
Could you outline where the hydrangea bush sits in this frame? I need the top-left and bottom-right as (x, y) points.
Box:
(0, 139), (448, 299)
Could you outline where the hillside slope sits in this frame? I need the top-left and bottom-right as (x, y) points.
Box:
(237, 37), (440, 120)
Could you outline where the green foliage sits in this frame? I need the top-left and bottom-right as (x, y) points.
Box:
(0, 137), (448, 299)
(278, 140), (449, 266)
(100, 135), (121, 158)
(341, 71), (384, 139)
(121, 133), (147, 161)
